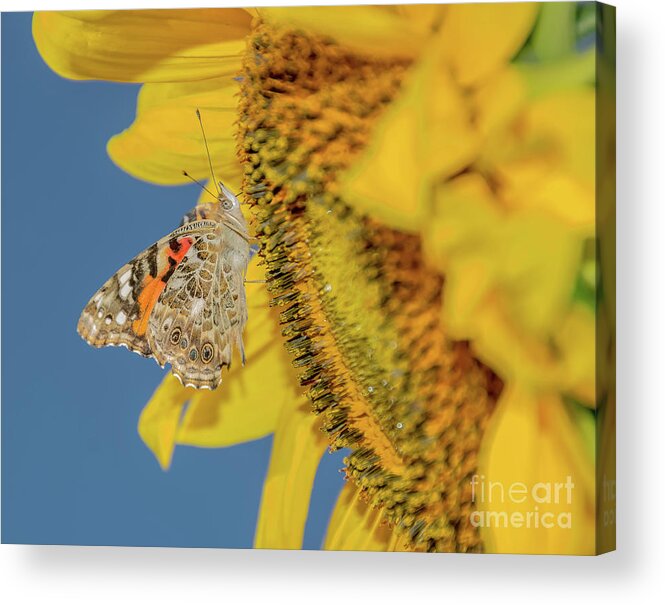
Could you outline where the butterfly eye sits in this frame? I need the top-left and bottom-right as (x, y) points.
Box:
(222, 199), (233, 210)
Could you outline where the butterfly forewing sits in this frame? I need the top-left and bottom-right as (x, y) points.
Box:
(78, 212), (249, 389)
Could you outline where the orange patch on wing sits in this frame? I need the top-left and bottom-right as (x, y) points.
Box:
(132, 237), (193, 337)
(167, 237), (193, 263)
(132, 277), (167, 337)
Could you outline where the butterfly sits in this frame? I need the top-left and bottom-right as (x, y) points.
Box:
(78, 179), (252, 390)
(77, 176), (252, 390)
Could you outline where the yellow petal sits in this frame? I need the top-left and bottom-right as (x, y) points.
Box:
(176, 262), (301, 447)
(324, 482), (394, 552)
(461, 300), (593, 398)
(107, 77), (241, 186)
(498, 161), (596, 229)
(477, 384), (595, 554)
(499, 212), (582, 337)
(522, 89), (596, 186)
(488, 90), (596, 229)
(439, 2), (539, 86)
(473, 68), (527, 140)
(425, 174), (500, 335)
(258, 5), (436, 59)
(138, 374), (193, 470)
(428, 174), (592, 396)
(431, 174), (582, 343)
(394, 4), (447, 38)
(340, 48), (478, 232)
(254, 400), (328, 550)
(33, 9), (251, 83)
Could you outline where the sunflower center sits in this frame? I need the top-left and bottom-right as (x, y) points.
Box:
(237, 22), (500, 552)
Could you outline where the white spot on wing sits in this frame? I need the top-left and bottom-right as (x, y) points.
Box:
(119, 269), (132, 284)
(116, 311), (127, 325)
(191, 297), (205, 316)
(119, 282), (132, 300)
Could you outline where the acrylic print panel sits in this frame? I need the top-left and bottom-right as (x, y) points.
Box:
(1, 3), (615, 555)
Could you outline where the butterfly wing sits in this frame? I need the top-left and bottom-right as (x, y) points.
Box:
(148, 229), (250, 389)
(77, 221), (216, 358)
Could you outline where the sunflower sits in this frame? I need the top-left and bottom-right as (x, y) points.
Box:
(33, 2), (600, 554)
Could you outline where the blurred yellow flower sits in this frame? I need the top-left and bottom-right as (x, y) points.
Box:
(34, 3), (598, 554)
(308, 3), (597, 554)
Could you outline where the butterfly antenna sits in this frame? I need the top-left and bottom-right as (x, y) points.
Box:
(196, 109), (220, 194)
(182, 170), (218, 202)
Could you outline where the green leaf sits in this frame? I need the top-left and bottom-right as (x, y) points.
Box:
(531, 3), (577, 61)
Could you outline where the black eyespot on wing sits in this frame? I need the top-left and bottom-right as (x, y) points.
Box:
(170, 327), (182, 345)
(201, 343), (214, 363)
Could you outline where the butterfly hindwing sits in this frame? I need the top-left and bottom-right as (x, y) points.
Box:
(148, 229), (249, 389)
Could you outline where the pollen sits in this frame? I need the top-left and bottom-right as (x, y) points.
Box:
(237, 23), (500, 553)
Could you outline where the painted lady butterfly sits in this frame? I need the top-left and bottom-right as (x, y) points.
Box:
(77, 177), (252, 390)
(78, 179), (251, 390)
(79, 110), (256, 389)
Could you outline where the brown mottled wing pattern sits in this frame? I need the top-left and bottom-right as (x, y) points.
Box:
(77, 221), (215, 359)
(77, 241), (164, 357)
(148, 228), (250, 389)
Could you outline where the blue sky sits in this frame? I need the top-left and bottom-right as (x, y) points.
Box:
(1, 11), (345, 549)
